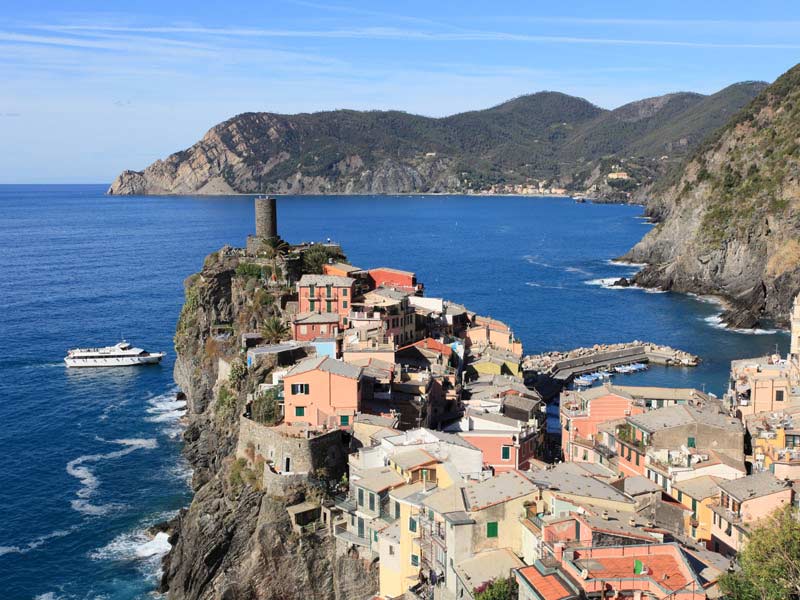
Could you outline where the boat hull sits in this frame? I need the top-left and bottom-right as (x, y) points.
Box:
(64, 354), (164, 368)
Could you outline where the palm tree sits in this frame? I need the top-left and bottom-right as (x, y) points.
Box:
(261, 316), (289, 344)
(260, 238), (290, 284)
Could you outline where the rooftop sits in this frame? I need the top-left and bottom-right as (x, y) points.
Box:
(247, 341), (308, 355)
(390, 448), (438, 471)
(463, 470), (537, 511)
(526, 464), (633, 504)
(516, 563), (576, 600)
(672, 475), (722, 500)
(627, 404), (742, 434)
(354, 467), (405, 493)
(422, 484), (467, 514)
(572, 544), (695, 592)
(620, 475), (661, 496)
(298, 273), (355, 287)
(286, 356), (362, 380)
(718, 471), (789, 501)
(293, 311), (341, 324)
(455, 548), (524, 591)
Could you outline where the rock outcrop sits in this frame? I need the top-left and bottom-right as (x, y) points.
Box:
(108, 84), (764, 198)
(625, 63), (800, 327)
(164, 250), (378, 600)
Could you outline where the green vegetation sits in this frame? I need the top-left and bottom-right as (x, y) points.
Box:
(251, 387), (280, 425)
(301, 244), (347, 274)
(229, 457), (262, 492)
(473, 577), (518, 600)
(719, 506), (800, 600)
(261, 317), (289, 344)
(235, 262), (263, 279)
(228, 359), (247, 389)
(216, 385), (237, 419)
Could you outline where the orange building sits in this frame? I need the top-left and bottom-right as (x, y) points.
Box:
(292, 312), (340, 341)
(368, 267), (421, 294)
(466, 316), (523, 356)
(297, 274), (356, 328)
(283, 356), (363, 428)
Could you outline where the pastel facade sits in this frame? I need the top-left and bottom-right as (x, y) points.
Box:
(282, 356), (362, 427)
(291, 312), (340, 341)
(560, 385), (644, 464)
(710, 472), (793, 556)
(297, 274), (355, 328)
(368, 267), (420, 294)
(446, 410), (538, 473)
(466, 316), (523, 356)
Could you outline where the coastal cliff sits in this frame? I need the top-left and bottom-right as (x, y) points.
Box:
(164, 250), (378, 600)
(108, 84), (764, 199)
(625, 63), (800, 328)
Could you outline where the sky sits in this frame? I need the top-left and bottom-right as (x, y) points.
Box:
(1, 1), (799, 183)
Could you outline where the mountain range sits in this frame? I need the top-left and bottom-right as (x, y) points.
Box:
(108, 82), (766, 198)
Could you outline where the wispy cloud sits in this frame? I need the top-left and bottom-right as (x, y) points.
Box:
(29, 23), (800, 49)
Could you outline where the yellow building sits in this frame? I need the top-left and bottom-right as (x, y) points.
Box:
(746, 409), (800, 478)
(672, 475), (722, 543)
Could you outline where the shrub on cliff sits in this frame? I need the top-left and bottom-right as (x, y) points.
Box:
(302, 245), (346, 274)
(235, 262), (263, 279)
(251, 387), (280, 425)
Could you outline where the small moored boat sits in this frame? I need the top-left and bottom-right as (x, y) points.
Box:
(65, 341), (165, 368)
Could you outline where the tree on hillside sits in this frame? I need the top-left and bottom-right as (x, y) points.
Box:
(261, 316), (289, 344)
(302, 244), (346, 275)
(719, 505), (800, 600)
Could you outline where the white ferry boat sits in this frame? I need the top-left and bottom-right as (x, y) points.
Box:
(64, 341), (165, 368)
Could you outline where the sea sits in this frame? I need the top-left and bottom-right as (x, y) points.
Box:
(0, 185), (789, 600)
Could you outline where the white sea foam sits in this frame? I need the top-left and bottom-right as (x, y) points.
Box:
(564, 266), (592, 276)
(702, 313), (779, 335)
(66, 438), (158, 515)
(522, 255), (554, 268)
(606, 259), (647, 268)
(90, 526), (173, 586)
(145, 389), (187, 439)
(0, 525), (81, 556)
(584, 278), (666, 293)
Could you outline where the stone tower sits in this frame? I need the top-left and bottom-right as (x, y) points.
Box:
(255, 196), (278, 241)
(792, 293), (800, 357)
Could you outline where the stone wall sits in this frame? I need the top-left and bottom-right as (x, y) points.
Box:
(237, 416), (349, 480)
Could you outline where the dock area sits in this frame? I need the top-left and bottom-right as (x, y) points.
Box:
(523, 341), (699, 384)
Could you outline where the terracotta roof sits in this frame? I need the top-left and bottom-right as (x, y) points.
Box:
(516, 564), (575, 600)
(397, 337), (453, 357)
(572, 545), (694, 592)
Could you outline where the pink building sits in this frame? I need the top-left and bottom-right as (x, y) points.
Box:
(466, 316), (523, 356)
(283, 356), (363, 428)
(297, 274), (355, 329)
(711, 471), (792, 556)
(447, 409), (537, 473)
(292, 312), (340, 341)
(560, 385), (644, 464)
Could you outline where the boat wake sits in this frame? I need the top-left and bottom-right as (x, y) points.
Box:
(66, 438), (158, 516)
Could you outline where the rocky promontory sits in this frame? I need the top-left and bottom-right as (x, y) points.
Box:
(624, 63), (800, 328)
(164, 249), (378, 600)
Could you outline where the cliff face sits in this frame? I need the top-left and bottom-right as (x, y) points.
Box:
(108, 84), (764, 198)
(626, 64), (800, 327)
(165, 250), (378, 600)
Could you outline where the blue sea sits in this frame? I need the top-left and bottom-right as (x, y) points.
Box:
(0, 185), (788, 599)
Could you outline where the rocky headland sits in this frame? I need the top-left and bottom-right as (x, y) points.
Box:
(624, 63), (800, 328)
(162, 249), (378, 600)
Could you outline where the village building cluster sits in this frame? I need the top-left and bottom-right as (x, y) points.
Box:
(228, 198), (800, 600)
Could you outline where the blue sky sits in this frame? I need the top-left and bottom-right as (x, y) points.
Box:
(1, 1), (799, 183)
